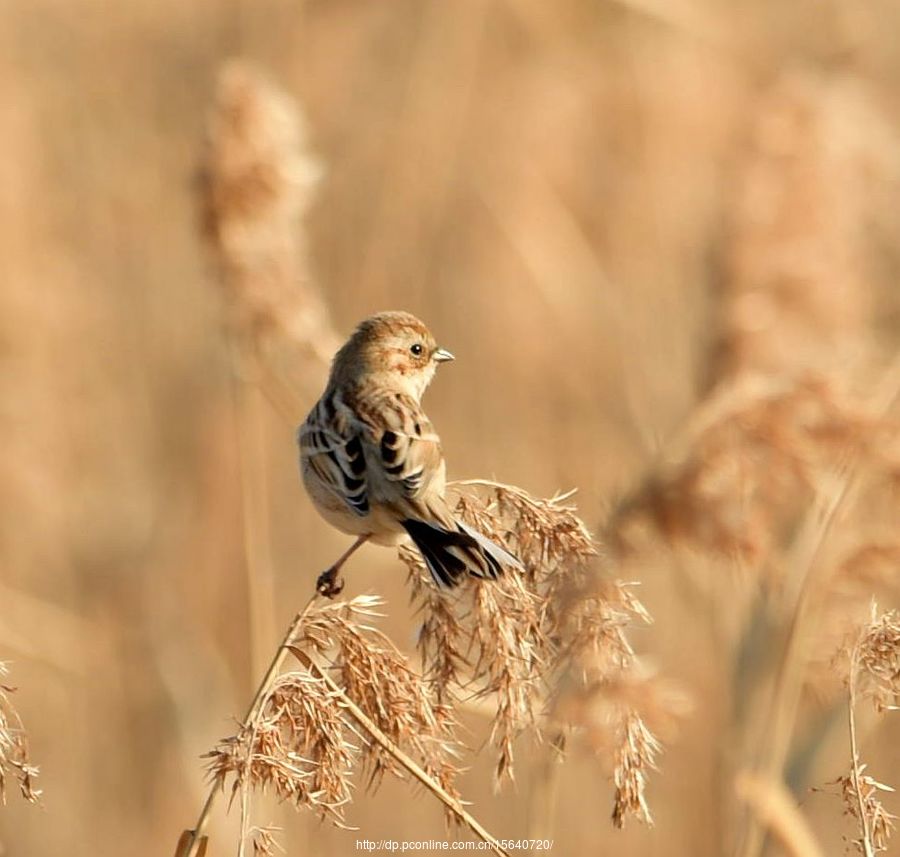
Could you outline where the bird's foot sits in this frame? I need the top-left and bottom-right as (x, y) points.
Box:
(316, 567), (345, 599)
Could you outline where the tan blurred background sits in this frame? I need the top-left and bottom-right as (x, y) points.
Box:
(2, 1), (900, 855)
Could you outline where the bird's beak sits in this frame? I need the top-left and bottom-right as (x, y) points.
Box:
(433, 347), (455, 363)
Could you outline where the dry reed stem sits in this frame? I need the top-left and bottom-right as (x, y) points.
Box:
(735, 772), (825, 857)
(847, 694), (877, 857)
(200, 60), (339, 690)
(758, 472), (854, 769)
(175, 593), (320, 857)
(292, 650), (510, 857)
(199, 66), (337, 849)
(232, 371), (279, 684)
(199, 66), (340, 855)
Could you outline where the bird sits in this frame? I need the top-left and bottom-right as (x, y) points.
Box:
(298, 310), (521, 597)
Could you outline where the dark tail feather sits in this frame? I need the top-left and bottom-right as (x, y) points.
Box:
(457, 521), (523, 573)
(401, 519), (521, 589)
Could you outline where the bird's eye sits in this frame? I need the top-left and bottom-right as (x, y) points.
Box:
(410, 343), (424, 356)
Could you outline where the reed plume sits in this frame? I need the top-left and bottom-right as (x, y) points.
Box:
(603, 63), (900, 857)
(403, 480), (670, 826)
(200, 59), (339, 424)
(201, 60), (336, 366)
(179, 593), (509, 857)
(713, 69), (896, 383)
(199, 58), (343, 695)
(177, 478), (667, 855)
(205, 595), (460, 826)
(0, 662), (40, 805)
(827, 605), (900, 856)
(9, 4), (900, 857)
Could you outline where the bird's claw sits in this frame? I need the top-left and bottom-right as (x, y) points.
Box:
(316, 568), (344, 599)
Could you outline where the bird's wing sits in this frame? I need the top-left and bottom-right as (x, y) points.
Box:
(313, 388), (521, 589)
(298, 393), (370, 517)
(352, 390), (447, 512)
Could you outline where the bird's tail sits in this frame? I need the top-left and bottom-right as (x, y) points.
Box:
(401, 518), (522, 589)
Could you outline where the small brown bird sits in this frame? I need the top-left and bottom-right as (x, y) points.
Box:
(298, 311), (521, 596)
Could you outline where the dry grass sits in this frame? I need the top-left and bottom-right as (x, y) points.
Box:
(0, 663), (40, 806)
(195, 88), (676, 850)
(825, 606), (900, 856)
(198, 58), (339, 689)
(605, 317), (900, 854)
(200, 60), (337, 378)
(609, 373), (891, 567)
(180, 480), (663, 853)
(4, 3), (900, 856)
(713, 69), (898, 383)
(403, 481), (666, 824)
(735, 772), (825, 857)
(600, 51), (900, 857)
(204, 596), (458, 827)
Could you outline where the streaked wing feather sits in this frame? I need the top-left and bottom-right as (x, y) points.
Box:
(356, 391), (444, 502)
(299, 397), (370, 516)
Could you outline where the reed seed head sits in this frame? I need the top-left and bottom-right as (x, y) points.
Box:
(402, 480), (670, 824)
(0, 662), (40, 805)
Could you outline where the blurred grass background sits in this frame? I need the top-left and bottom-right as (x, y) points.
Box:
(2, 1), (900, 854)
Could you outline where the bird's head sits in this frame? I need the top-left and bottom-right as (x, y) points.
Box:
(330, 311), (454, 401)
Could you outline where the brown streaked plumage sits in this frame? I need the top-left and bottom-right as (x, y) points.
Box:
(298, 310), (521, 596)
